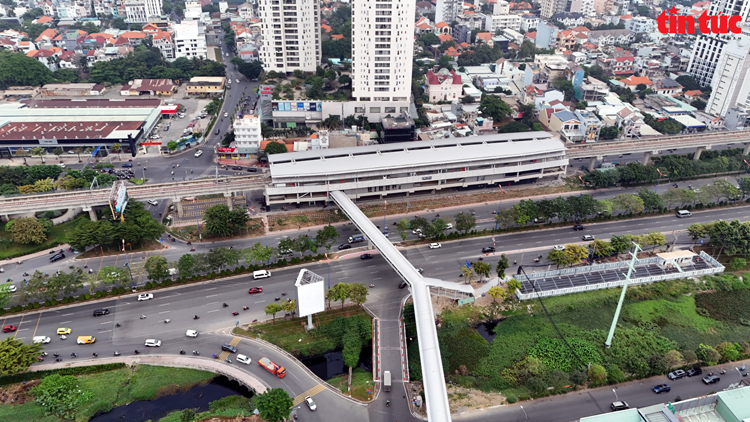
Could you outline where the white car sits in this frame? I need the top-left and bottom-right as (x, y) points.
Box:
(150, 135), (161, 140)
(194, 150), (203, 158)
(4, 285), (16, 293)
(144, 339), (161, 347)
(32, 336), (51, 344)
(137, 293), (154, 301)
(304, 396), (317, 411)
(429, 243), (441, 249)
(412, 228), (422, 235)
(236, 354), (251, 364)
(59, 164), (66, 169)
(186, 330), (198, 338)
(147, 200), (158, 206)
(223, 112), (228, 117)
(444, 223), (453, 229)
(552, 245), (565, 251)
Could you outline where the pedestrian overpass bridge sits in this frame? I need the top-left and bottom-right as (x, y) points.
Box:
(330, 190), (473, 422)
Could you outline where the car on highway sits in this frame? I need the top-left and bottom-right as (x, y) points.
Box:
(138, 293), (154, 301)
(582, 235), (596, 241)
(653, 384), (671, 393)
(76, 336), (96, 344)
(398, 281), (408, 289)
(703, 375), (720, 384)
(248, 287), (263, 294)
(412, 228), (422, 235)
(482, 246), (495, 253)
(429, 243), (442, 249)
(33, 336), (51, 344)
(222, 344), (238, 353)
(50, 252), (65, 262)
(338, 244), (351, 250)
(445, 223), (453, 229)
(57, 327), (72, 335)
(144, 339), (162, 347)
(573, 224), (585, 231)
(147, 200), (158, 206)
(304, 396), (317, 411)
(237, 354), (251, 365)
(194, 150), (203, 158)
(686, 367), (703, 377)
(2, 325), (16, 333)
(231, 166), (242, 170)
(122, 163), (133, 168)
(93, 308), (109, 317)
(610, 401), (629, 411)
(224, 112), (228, 117)
(186, 330), (198, 338)
(553, 245), (565, 251)
(668, 369), (686, 380)
(360, 254), (373, 260)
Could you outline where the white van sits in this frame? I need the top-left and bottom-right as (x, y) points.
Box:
(677, 210), (692, 218)
(33, 336), (51, 344)
(253, 270), (271, 280)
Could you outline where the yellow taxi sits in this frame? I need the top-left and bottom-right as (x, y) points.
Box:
(76, 336), (96, 344)
(57, 327), (72, 335)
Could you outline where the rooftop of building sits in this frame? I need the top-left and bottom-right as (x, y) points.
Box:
(22, 98), (162, 108)
(381, 116), (415, 130)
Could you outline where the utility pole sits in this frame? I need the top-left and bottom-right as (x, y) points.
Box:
(605, 242), (641, 348)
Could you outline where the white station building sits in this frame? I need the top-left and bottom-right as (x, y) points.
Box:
(264, 131), (567, 206)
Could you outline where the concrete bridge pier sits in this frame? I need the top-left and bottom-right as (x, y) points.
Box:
(176, 199), (184, 218)
(744, 143), (750, 155)
(587, 156), (603, 171)
(641, 151), (654, 166)
(1, 215), (8, 223)
(225, 193), (233, 210)
(82, 207), (97, 221)
(694, 145), (711, 160)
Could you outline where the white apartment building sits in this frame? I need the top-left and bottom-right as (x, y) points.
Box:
(234, 114), (262, 154)
(486, 14), (521, 33)
(184, 0), (203, 20)
(704, 33), (750, 117)
(687, 0), (750, 87)
(258, 0), (320, 73)
(351, 0), (414, 106)
(174, 21), (207, 59)
(540, 0), (568, 19)
(238, 2), (254, 19)
(125, 0), (162, 23)
(520, 14), (540, 32)
(435, 0), (460, 26)
(624, 16), (654, 33)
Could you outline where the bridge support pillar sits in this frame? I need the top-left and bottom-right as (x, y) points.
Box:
(588, 157), (598, 171)
(176, 199), (184, 218)
(83, 207), (97, 221)
(225, 193), (233, 210)
(694, 145), (711, 160)
(744, 143), (750, 155)
(641, 151), (653, 166)
(0, 215), (8, 223)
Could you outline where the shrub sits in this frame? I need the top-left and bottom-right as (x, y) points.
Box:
(606, 365), (625, 384)
(50, 299), (58, 306)
(84, 293), (91, 300)
(730, 257), (747, 271)
(696, 343), (721, 365)
(145, 282), (153, 289)
(506, 395), (517, 404)
(43, 300), (51, 307)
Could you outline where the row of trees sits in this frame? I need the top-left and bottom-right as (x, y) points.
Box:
(394, 211), (477, 240)
(688, 219), (750, 257)
(68, 202), (164, 251)
(545, 232), (666, 268)
(88, 48), (225, 84)
(4, 217), (54, 244)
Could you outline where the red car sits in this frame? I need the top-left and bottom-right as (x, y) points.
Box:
(2, 325), (16, 333)
(248, 287), (263, 294)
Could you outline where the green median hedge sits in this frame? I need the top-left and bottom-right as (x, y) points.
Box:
(0, 363), (126, 387)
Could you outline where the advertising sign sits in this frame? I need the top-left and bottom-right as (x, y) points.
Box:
(108, 182), (129, 221)
(259, 85), (274, 99)
(217, 147), (236, 153)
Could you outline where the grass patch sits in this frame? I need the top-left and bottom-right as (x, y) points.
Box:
(624, 296), (718, 333)
(129, 178), (147, 185)
(234, 305), (371, 357)
(328, 368), (374, 401)
(0, 216), (87, 260)
(0, 365), (215, 422)
(695, 288), (750, 325)
(158, 396), (254, 422)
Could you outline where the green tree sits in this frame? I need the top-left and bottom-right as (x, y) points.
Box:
(637, 187), (664, 212)
(348, 282), (369, 306)
(506, 279), (522, 295)
(715, 342), (741, 362)
(145, 256), (170, 282)
(9, 217), (47, 244)
(599, 126), (619, 140)
(487, 286), (508, 302)
(590, 239), (614, 258)
(95, 266), (129, 289)
(256, 388), (293, 422)
(496, 254), (509, 279)
(454, 212), (476, 233)
(315, 225), (338, 251)
(459, 265), (475, 284)
(396, 218), (410, 241)
(264, 141), (287, 155)
(180, 408), (196, 422)
(0, 50), (53, 89)
(695, 343), (721, 366)
(478, 94), (512, 121)
(177, 253), (196, 278)
(588, 363), (607, 387)
(426, 217), (447, 238)
(612, 193), (645, 214)
(31, 374), (93, 419)
(248, 242), (273, 264)
(0, 337), (43, 376)
(167, 141), (179, 152)
(203, 204), (233, 236)
(264, 303), (283, 324)
(0, 284), (13, 309)
(471, 261), (492, 281)
(328, 282), (351, 309)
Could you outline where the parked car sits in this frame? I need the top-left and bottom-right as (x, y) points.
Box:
(703, 375), (720, 384)
(360, 254), (373, 260)
(653, 384), (671, 394)
(668, 369), (686, 380)
(686, 367), (703, 377)
(481, 247), (495, 253)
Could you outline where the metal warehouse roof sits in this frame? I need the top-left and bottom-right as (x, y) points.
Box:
(268, 131), (565, 179)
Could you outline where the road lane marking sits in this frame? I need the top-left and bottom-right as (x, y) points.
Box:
(159, 311), (170, 314)
(61, 313), (74, 316)
(159, 303), (171, 306)
(101, 322), (111, 325)
(373, 278), (382, 280)
(369, 271), (379, 274)
(59, 321), (71, 324)
(205, 287), (216, 291)
(207, 302), (218, 305)
(254, 300), (265, 303)
(17, 328), (28, 332)
(206, 294), (219, 298)
(367, 265), (376, 268)
(99, 330), (112, 333)
(207, 309), (218, 313)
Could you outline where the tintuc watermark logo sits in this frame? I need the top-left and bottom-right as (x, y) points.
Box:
(656, 6), (742, 34)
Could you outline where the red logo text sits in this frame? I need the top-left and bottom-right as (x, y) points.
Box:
(656, 6), (741, 34)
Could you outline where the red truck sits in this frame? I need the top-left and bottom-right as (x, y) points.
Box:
(258, 357), (286, 378)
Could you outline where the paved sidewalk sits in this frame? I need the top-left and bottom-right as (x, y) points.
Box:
(3, 244), (71, 263)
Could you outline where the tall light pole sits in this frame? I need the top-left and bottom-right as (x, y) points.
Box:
(520, 405), (528, 420)
(654, 168), (666, 194)
(383, 200), (387, 235)
(494, 185), (506, 231)
(739, 159), (750, 199)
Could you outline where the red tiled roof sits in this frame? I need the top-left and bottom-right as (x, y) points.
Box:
(438, 34), (453, 42)
(331, 34), (344, 40)
(426, 69), (462, 85)
(526, 31), (536, 39)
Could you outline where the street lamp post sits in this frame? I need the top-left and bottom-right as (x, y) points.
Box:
(383, 200), (387, 235)
(494, 186), (506, 231)
(655, 168), (666, 194)
(739, 159), (750, 199)
(612, 388), (619, 401)
(196, 216), (202, 241)
(520, 405), (528, 420)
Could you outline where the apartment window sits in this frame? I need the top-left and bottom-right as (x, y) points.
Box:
(385, 107), (396, 113)
(355, 107), (365, 113)
(370, 107), (381, 113)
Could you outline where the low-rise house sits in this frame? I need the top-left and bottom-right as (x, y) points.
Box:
(615, 107), (644, 138)
(620, 75), (653, 91)
(587, 29), (634, 46)
(550, 12), (586, 27)
(575, 76), (609, 102)
(549, 110), (584, 142)
(653, 78), (683, 97)
(425, 68), (463, 103)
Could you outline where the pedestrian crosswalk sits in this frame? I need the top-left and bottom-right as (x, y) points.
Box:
(217, 336), (242, 361)
(292, 384), (326, 405)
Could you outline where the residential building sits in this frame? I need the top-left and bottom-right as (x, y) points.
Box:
(264, 132), (568, 206)
(653, 77), (683, 97)
(233, 113), (262, 155)
(125, 0), (161, 23)
(550, 12), (585, 27)
(568, 0), (594, 16)
(549, 110), (583, 142)
(455, 12), (487, 30)
(587, 28), (634, 46)
(436, 0), (460, 25)
(624, 15), (654, 33)
(593, 0), (615, 15)
(186, 76), (226, 95)
(620, 75), (652, 91)
(258, 0), (320, 73)
(574, 76), (609, 101)
(173, 21), (207, 59)
(575, 109), (601, 142)
(238, 2), (253, 20)
(687, 0), (750, 87)
(453, 24), (471, 44)
(520, 14), (539, 32)
(540, 0), (567, 19)
(704, 33), (750, 117)
(351, 0), (415, 106)
(380, 116), (416, 143)
(485, 14), (521, 33)
(616, 107), (644, 138)
(120, 79), (176, 95)
(535, 21), (558, 49)
(425, 68), (463, 103)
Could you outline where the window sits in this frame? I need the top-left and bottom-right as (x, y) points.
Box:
(354, 107), (365, 113)
(385, 107), (396, 113)
(370, 107), (381, 113)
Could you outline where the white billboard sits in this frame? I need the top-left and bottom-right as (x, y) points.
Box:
(108, 181), (129, 221)
(295, 269), (325, 317)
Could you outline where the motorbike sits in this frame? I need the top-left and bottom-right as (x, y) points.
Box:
(70, 353), (77, 358)
(282, 292), (287, 296)
(242, 306), (248, 311)
(115, 323), (121, 327)
(193, 315), (200, 320)
(190, 247), (195, 251)
(231, 311), (239, 316)
(134, 350), (140, 355)
(386, 400), (390, 407)
(114, 351), (121, 356)
(180, 350), (186, 355)
(164, 319), (171, 324)
(92, 353), (98, 358)
(60, 335), (67, 340)
(140, 314), (146, 319)
(720, 369), (727, 374)
(222, 303), (228, 307)
(369, 284), (375, 288)
(193, 350), (200, 355)
(252, 319), (258, 322)
(226, 358), (232, 363)
(53, 353), (59, 357)
(55, 357), (62, 362)
(274, 297), (281, 301)
(187, 241), (192, 245)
